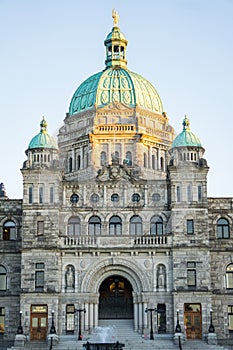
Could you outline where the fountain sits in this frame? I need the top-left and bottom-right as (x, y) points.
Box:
(83, 326), (125, 350)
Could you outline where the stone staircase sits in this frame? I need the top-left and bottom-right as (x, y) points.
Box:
(6, 319), (231, 349)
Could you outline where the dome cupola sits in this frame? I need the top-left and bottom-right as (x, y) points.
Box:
(24, 118), (59, 169)
(68, 10), (163, 116)
(28, 118), (58, 150)
(172, 116), (202, 148)
(169, 116), (206, 166)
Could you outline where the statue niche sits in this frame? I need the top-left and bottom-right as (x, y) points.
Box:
(157, 264), (166, 290)
(65, 265), (75, 291)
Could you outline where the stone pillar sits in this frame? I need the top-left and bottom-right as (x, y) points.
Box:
(84, 303), (89, 331)
(138, 302), (143, 333)
(94, 303), (98, 327)
(134, 303), (138, 332)
(143, 302), (148, 329)
(89, 303), (94, 331)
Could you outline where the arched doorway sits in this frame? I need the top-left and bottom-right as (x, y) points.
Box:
(99, 275), (133, 319)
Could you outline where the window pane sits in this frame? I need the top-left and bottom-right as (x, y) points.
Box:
(227, 273), (233, 288)
(29, 186), (33, 204)
(32, 318), (38, 327)
(187, 220), (194, 235)
(66, 314), (75, 331)
(37, 221), (44, 236)
(39, 187), (44, 204)
(229, 315), (233, 330)
(187, 270), (196, 287)
(0, 275), (6, 290)
(35, 271), (44, 288)
(50, 187), (54, 203)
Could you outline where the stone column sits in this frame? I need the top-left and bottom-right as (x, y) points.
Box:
(138, 302), (143, 334)
(134, 303), (138, 332)
(143, 302), (148, 329)
(89, 303), (94, 331)
(84, 303), (89, 331)
(94, 303), (98, 327)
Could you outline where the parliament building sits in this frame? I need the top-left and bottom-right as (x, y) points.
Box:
(1, 11), (233, 347)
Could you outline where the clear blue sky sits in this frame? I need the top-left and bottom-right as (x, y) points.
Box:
(1, 0), (233, 198)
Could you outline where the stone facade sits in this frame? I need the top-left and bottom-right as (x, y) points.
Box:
(0, 12), (233, 347)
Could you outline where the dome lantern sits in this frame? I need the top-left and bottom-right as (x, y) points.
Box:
(104, 9), (128, 69)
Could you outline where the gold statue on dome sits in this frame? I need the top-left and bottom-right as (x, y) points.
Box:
(112, 9), (119, 26)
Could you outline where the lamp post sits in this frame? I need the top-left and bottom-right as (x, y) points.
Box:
(145, 307), (156, 340)
(76, 307), (86, 340)
(50, 310), (56, 334)
(208, 309), (215, 333)
(49, 310), (56, 350)
(17, 311), (23, 334)
(175, 309), (181, 333)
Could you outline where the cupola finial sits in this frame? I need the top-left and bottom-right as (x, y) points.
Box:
(182, 115), (190, 131)
(40, 117), (48, 134)
(112, 9), (119, 27)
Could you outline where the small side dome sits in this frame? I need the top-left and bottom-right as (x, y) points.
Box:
(172, 116), (202, 148)
(28, 118), (58, 150)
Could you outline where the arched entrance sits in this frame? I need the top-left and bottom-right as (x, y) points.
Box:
(99, 275), (133, 319)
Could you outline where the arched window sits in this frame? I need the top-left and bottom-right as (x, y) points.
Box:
(77, 155), (81, 170)
(68, 217), (81, 236)
(3, 220), (16, 240)
(226, 264), (233, 289)
(101, 151), (107, 166)
(125, 151), (132, 166)
(152, 155), (156, 170)
(160, 157), (164, 171)
(69, 157), (73, 172)
(88, 216), (101, 235)
(150, 216), (163, 235)
(0, 266), (7, 291)
(143, 153), (147, 167)
(217, 218), (230, 239)
(129, 216), (142, 235)
(109, 216), (122, 235)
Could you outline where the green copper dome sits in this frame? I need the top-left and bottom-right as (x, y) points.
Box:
(69, 10), (163, 116)
(172, 116), (202, 148)
(28, 118), (58, 150)
(69, 68), (163, 115)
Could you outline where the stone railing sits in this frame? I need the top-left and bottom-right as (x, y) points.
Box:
(60, 234), (171, 248)
(94, 124), (135, 134)
(134, 235), (170, 246)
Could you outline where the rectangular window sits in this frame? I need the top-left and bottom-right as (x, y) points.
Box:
(187, 185), (192, 202)
(177, 186), (181, 202)
(187, 220), (194, 235)
(0, 308), (5, 333)
(35, 263), (45, 292)
(187, 262), (196, 288)
(39, 187), (44, 204)
(198, 184), (202, 202)
(29, 186), (33, 204)
(37, 221), (44, 236)
(50, 186), (54, 204)
(228, 306), (233, 330)
(66, 305), (75, 333)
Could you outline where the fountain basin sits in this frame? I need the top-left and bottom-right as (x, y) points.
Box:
(83, 341), (125, 349)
